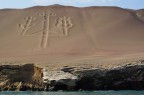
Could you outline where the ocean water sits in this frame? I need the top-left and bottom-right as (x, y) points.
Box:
(0, 91), (144, 95)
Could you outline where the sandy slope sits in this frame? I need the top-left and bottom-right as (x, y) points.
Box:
(0, 5), (144, 65)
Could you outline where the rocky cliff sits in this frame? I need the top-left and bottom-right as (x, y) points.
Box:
(0, 64), (44, 91)
(1, 60), (144, 91)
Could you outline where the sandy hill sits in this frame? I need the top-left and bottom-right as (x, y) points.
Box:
(0, 5), (144, 64)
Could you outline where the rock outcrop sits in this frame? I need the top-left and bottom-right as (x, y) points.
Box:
(1, 61), (144, 91)
(0, 64), (44, 91)
(76, 65), (144, 90)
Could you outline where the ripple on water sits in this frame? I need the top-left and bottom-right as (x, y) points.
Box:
(0, 91), (144, 95)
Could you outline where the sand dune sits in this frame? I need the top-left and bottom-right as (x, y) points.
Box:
(0, 5), (144, 63)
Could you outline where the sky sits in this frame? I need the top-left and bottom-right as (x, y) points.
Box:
(0, 0), (143, 10)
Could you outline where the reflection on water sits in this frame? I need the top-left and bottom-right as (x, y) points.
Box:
(0, 91), (144, 95)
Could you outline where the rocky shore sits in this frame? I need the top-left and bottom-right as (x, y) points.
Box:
(1, 60), (144, 91)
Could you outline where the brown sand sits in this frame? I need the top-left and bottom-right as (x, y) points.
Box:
(0, 5), (144, 68)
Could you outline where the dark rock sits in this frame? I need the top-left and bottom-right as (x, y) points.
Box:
(47, 79), (77, 91)
(61, 67), (74, 73)
(75, 65), (144, 91)
(1, 64), (144, 91)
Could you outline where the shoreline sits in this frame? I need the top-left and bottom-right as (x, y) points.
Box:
(1, 60), (144, 91)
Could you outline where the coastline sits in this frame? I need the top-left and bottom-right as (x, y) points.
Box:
(1, 59), (144, 91)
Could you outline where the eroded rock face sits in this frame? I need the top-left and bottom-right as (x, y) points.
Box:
(1, 63), (144, 91)
(42, 68), (77, 91)
(0, 64), (44, 91)
(76, 65), (144, 90)
(41, 63), (144, 91)
(136, 9), (144, 22)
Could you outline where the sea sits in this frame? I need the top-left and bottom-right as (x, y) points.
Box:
(0, 91), (144, 95)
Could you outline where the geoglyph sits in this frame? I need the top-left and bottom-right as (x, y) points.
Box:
(19, 10), (73, 48)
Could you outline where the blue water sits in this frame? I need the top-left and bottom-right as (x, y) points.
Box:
(0, 91), (144, 95)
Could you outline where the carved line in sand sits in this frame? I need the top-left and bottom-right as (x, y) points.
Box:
(38, 11), (56, 48)
(19, 16), (36, 35)
(55, 16), (73, 36)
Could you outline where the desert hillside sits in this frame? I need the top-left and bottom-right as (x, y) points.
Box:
(0, 5), (144, 63)
(1, 5), (144, 91)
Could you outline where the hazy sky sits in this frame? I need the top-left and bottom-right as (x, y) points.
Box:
(0, 0), (143, 9)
